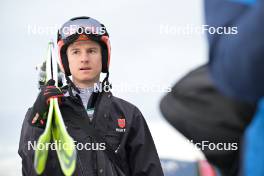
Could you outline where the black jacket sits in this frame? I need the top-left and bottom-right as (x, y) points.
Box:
(18, 91), (164, 176)
(160, 65), (256, 176)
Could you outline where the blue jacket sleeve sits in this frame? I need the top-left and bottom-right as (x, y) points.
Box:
(205, 0), (264, 102)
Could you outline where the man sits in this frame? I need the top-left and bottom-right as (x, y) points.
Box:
(18, 16), (164, 176)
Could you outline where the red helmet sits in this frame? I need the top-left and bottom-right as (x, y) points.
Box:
(57, 16), (111, 76)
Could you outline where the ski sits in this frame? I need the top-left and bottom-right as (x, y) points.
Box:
(34, 41), (76, 176)
(34, 42), (55, 174)
(50, 42), (77, 176)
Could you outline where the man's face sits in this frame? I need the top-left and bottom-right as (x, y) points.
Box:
(67, 40), (102, 87)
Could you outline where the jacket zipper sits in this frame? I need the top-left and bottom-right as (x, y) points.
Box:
(71, 92), (105, 175)
(69, 95), (94, 175)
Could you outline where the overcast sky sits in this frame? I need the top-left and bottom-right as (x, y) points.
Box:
(0, 0), (207, 175)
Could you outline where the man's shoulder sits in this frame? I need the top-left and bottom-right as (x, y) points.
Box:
(109, 94), (142, 116)
(111, 94), (138, 109)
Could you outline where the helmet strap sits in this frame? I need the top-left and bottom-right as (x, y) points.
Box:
(102, 71), (112, 92)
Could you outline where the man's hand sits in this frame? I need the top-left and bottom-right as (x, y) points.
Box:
(29, 79), (64, 128)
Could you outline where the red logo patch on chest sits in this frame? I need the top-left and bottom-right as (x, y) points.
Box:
(117, 118), (126, 128)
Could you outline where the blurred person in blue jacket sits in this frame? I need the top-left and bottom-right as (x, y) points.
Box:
(206, 0), (264, 175)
